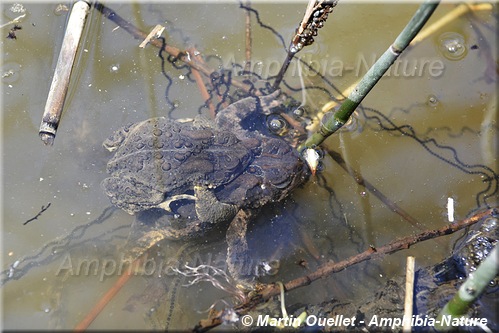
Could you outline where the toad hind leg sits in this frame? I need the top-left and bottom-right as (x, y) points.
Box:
(193, 185), (238, 224)
(157, 186), (237, 224)
(226, 209), (258, 289)
(126, 186), (237, 262)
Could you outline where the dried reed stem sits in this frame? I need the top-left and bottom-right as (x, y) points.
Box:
(39, 1), (90, 145)
(403, 256), (415, 332)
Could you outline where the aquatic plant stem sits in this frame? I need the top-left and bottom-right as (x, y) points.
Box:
(272, 50), (296, 91)
(435, 244), (498, 332)
(273, 0), (339, 90)
(299, 1), (439, 152)
(313, 3), (492, 127)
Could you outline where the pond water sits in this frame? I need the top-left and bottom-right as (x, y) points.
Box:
(1, 1), (497, 330)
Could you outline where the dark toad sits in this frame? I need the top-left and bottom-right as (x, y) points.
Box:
(102, 91), (309, 282)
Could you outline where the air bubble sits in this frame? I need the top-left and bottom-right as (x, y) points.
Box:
(438, 32), (467, 61)
(293, 106), (305, 117)
(1, 62), (21, 84)
(427, 94), (439, 107)
(110, 64), (120, 73)
(343, 115), (359, 133)
(320, 111), (334, 127)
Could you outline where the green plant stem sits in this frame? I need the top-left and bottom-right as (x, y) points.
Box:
(299, 0), (439, 152)
(435, 244), (498, 331)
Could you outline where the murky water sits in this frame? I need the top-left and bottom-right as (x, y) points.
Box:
(1, 2), (497, 330)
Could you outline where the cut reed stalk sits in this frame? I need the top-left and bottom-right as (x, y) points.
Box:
(39, 1), (90, 145)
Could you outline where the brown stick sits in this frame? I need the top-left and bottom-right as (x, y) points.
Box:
(272, 0), (339, 90)
(277, 208), (494, 296)
(194, 208), (497, 331)
(186, 47), (217, 119)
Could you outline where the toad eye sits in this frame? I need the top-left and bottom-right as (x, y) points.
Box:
(266, 114), (288, 136)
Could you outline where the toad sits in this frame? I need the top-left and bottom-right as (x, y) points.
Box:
(102, 91), (309, 283)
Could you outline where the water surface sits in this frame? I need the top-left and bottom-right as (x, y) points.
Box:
(1, 2), (497, 330)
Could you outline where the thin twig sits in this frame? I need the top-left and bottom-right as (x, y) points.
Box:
(139, 24), (165, 48)
(23, 203), (52, 225)
(266, 209), (494, 300)
(272, 0), (339, 90)
(0, 13), (26, 29)
(244, 0), (252, 75)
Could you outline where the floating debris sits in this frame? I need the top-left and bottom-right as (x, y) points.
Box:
(139, 24), (165, 48)
(303, 148), (320, 175)
(23, 203), (52, 225)
(447, 197), (455, 223)
(6, 24), (22, 40)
